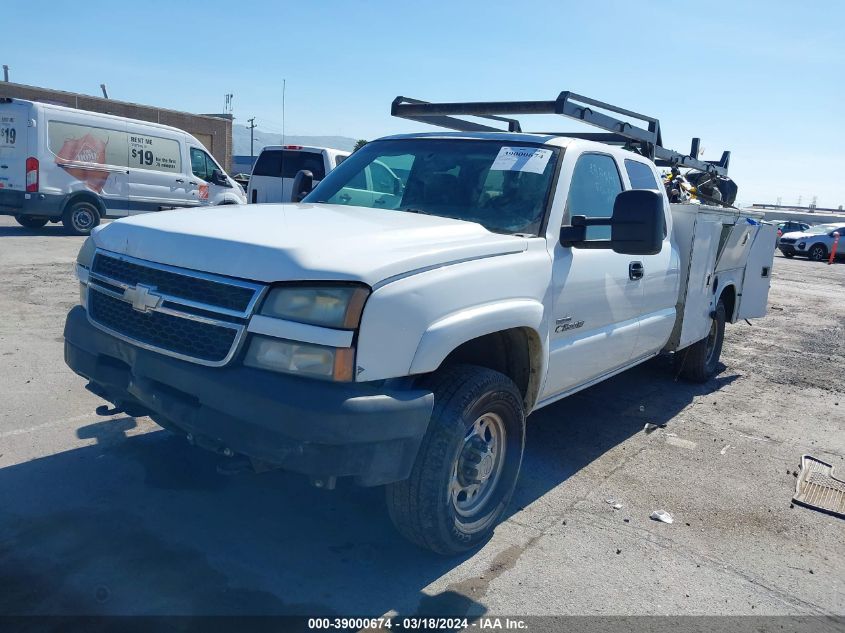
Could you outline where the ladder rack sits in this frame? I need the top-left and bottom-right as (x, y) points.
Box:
(391, 91), (730, 177)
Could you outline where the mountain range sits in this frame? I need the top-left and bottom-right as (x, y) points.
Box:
(232, 124), (358, 156)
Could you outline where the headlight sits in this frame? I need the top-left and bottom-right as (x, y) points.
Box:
(244, 335), (354, 381)
(260, 285), (369, 329)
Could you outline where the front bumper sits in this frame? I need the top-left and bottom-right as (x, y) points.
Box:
(0, 189), (65, 218)
(64, 305), (434, 486)
(778, 245), (799, 256)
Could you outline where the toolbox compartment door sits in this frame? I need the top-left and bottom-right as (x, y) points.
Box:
(737, 223), (777, 319)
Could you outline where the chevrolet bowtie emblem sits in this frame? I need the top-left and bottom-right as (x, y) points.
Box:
(123, 284), (162, 313)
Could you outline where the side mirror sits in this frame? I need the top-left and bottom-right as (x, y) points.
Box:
(292, 169), (314, 202)
(610, 190), (664, 255)
(211, 169), (230, 187)
(560, 190), (664, 256)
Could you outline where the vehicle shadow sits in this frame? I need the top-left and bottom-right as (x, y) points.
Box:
(0, 224), (68, 237)
(0, 357), (737, 618)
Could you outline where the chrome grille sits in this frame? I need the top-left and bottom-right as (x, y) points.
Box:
(92, 252), (257, 314)
(86, 251), (265, 366)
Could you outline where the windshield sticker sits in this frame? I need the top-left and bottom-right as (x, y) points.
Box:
(490, 146), (553, 175)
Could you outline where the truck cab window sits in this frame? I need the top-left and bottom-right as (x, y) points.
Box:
(624, 159), (659, 190)
(566, 153), (622, 240)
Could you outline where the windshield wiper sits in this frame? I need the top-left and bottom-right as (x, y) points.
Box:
(400, 207), (434, 216)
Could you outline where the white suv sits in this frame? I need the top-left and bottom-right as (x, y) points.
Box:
(778, 223), (845, 261)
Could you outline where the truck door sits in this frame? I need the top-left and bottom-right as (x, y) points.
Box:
(541, 153), (642, 398)
(622, 159), (679, 357)
(0, 102), (28, 195)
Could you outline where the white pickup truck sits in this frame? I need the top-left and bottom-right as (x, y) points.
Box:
(64, 93), (776, 554)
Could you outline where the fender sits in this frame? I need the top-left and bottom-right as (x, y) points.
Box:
(409, 299), (545, 375)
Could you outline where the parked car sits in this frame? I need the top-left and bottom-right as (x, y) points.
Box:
(775, 221), (810, 244)
(63, 93), (776, 554)
(0, 98), (245, 235)
(778, 223), (845, 261)
(247, 145), (349, 204)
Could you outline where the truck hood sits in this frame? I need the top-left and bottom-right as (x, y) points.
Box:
(92, 203), (528, 286)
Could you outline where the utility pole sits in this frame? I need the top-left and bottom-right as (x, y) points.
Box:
(2, 65), (8, 82)
(247, 117), (257, 158)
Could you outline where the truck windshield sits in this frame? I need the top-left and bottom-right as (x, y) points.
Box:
(305, 139), (559, 236)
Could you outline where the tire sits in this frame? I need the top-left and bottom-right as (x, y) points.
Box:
(808, 244), (827, 262)
(14, 215), (49, 229)
(386, 364), (525, 555)
(677, 300), (726, 383)
(62, 200), (100, 236)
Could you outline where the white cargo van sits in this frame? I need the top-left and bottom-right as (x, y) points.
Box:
(0, 98), (245, 235)
(247, 145), (349, 204)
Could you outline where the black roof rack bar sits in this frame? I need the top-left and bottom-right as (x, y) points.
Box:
(391, 96), (524, 133)
(391, 92), (729, 176)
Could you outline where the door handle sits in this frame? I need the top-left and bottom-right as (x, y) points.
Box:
(189, 181), (198, 186)
(175, 178), (184, 183)
(629, 261), (644, 280)
(338, 193), (351, 202)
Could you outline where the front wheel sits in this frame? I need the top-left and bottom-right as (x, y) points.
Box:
(14, 215), (49, 229)
(677, 300), (726, 383)
(781, 251), (794, 259)
(62, 200), (101, 236)
(808, 244), (827, 262)
(386, 365), (525, 555)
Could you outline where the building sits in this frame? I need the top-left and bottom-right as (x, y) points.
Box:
(0, 81), (233, 171)
(231, 154), (257, 176)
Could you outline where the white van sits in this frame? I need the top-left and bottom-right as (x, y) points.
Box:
(247, 145), (349, 204)
(0, 98), (245, 235)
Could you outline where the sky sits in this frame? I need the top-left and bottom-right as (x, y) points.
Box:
(4, 0), (844, 207)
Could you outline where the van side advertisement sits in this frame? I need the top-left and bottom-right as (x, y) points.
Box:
(48, 121), (182, 193)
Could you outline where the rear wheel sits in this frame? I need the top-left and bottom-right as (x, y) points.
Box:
(386, 365), (525, 555)
(677, 300), (726, 383)
(14, 215), (49, 229)
(808, 244), (827, 262)
(62, 200), (100, 236)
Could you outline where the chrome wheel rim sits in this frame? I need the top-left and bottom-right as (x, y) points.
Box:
(73, 207), (95, 231)
(811, 247), (824, 261)
(450, 412), (507, 517)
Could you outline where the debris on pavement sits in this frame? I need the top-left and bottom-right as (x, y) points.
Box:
(650, 510), (674, 524)
(792, 455), (845, 519)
